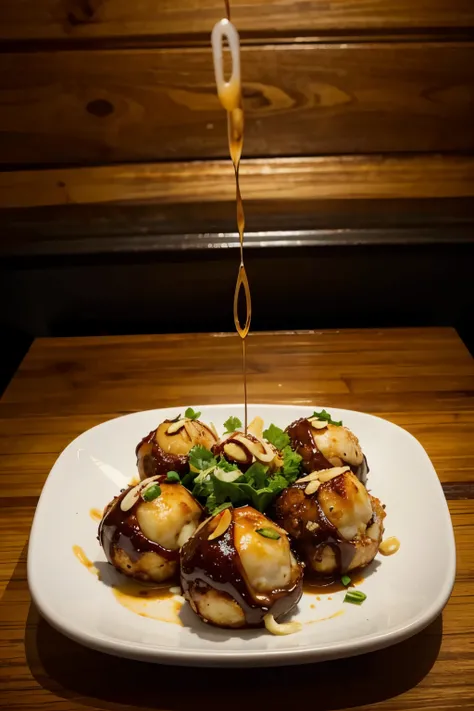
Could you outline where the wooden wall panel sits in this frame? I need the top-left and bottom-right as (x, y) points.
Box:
(1, 43), (473, 166)
(1, 0), (474, 43)
(1, 155), (474, 210)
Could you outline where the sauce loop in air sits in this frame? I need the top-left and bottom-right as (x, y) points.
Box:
(212, 16), (251, 431)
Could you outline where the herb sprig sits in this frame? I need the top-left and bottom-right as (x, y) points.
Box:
(312, 409), (343, 427)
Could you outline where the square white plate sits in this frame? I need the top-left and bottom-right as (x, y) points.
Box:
(27, 404), (455, 667)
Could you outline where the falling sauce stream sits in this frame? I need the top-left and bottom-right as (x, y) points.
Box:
(221, 2), (251, 432)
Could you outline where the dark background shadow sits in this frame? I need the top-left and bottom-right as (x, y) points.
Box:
(25, 602), (442, 711)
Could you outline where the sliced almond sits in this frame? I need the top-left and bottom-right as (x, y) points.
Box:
(184, 420), (199, 441)
(233, 433), (274, 463)
(264, 613), (302, 636)
(210, 422), (219, 440)
(308, 418), (329, 430)
(298, 466), (350, 486)
(208, 508), (232, 541)
(224, 441), (248, 463)
(177, 521), (198, 548)
(317, 466), (350, 483)
(248, 416), (264, 439)
(195, 515), (212, 536)
(167, 418), (187, 434)
(120, 475), (160, 512)
(305, 480), (321, 496)
(298, 470), (323, 484)
(306, 521), (320, 532)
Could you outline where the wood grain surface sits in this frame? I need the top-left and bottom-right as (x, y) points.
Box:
(1, 43), (474, 166)
(2, 154), (474, 210)
(2, 0), (474, 43)
(0, 328), (473, 709)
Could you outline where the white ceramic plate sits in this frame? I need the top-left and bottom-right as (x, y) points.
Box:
(28, 404), (455, 667)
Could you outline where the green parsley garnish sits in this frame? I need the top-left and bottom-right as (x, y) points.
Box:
(344, 590), (367, 605)
(142, 484), (161, 502)
(281, 445), (302, 482)
(312, 409), (342, 427)
(165, 471), (180, 483)
(341, 575), (351, 587)
(183, 436), (299, 514)
(185, 407), (201, 420)
(256, 528), (281, 540)
(223, 416), (242, 434)
(263, 423), (290, 450)
(188, 445), (216, 472)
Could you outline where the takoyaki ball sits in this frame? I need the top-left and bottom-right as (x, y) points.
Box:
(287, 416), (368, 482)
(213, 430), (283, 473)
(136, 416), (218, 480)
(180, 505), (303, 628)
(99, 476), (203, 583)
(275, 467), (385, 576)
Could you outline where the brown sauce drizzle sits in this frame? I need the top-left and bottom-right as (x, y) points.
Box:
(286, 419), (369, 483)
(213, 431), (265, 470)
(275, 479), (358, 573)
(286, 418), (332, 472)
(98, 486), (179, 565)
(219, 3), (251, 434)
(180, 510), (302, 627)
(135, 426), (188, 479)
(303, 570), (365, 595)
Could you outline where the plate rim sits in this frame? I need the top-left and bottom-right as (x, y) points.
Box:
(27, 404), (456, 667)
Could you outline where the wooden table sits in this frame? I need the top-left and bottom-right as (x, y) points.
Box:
(1, 328), (473, 710)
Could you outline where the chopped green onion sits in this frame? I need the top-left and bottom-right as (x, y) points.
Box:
(256, 528), (281, 540)
(344, 590), (367, 605)
(166, 471), (180, 483)
(142, 484), (161, 502)
(185, 407), (201, 420)
(341, 575), (351, 587)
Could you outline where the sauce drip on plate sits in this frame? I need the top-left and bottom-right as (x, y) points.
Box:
(89, 508), (102, 523)
(379, 536), (400, 556)
(303, 570), (365, 595)
(113, 580), (183, 625)
(72, 545), (98, 576)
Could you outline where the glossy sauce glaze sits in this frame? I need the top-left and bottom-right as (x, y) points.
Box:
(98, 486), (179, 565)
(287, 418), (369, 482)
(180, 508), (303, 627)
(135, 426), (188, 480)
(275, 479), (362, 573)
(303, 569), (365, 595)
(286, 418), (333, 472)
(213, 430), (275, 471)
